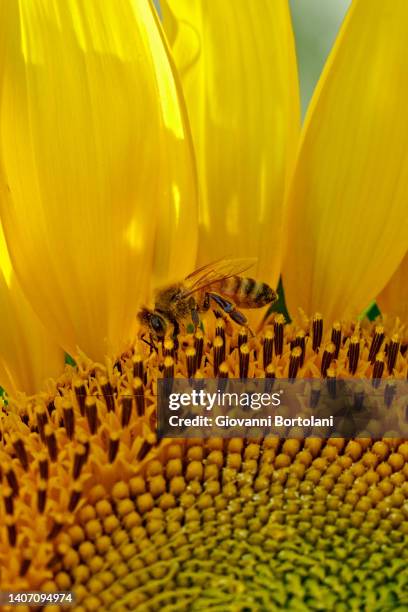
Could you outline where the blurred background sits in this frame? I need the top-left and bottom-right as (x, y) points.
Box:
(155, 0), (353, 117)
(290, 0), (352, 115)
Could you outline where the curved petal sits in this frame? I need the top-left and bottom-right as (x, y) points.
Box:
(161, 0), (300, 291)
(283, 0), (408, 323)
(0, 0), (197, 361)
(377, 252), (408, 322)
(0, 224), (64, 396)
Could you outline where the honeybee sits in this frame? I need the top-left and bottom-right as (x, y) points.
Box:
(138, 258), (277, 340)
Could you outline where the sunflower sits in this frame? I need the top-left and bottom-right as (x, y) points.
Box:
(0, 1), (407, 611)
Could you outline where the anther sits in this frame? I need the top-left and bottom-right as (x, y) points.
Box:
(4, 488), (14, 514)
(274, 315), (285, 356)
(326, 368), (336, 399)
(163, 356), (174, 379)
(74, 379), (87, 416)
(68, 484), (82, 512)
(213, 336), (225, 376)
(321, 342), (335, 377)
(310, 382), (321, 408)
(264, 364), (276, 392)
(163, 339), (175, 359)
(331, 322), (342, 359)
(348, 336), (360, 375)
(215, 319), (226, 345)
(263, 330), (273, 369)
(369, 326), (385, 364)
(186, 347), (197, 378)
(47, 518), (64, 541)
(7, 521), (17, 546)
(35, 405), (48, 440)
(132, 354), (144, 382)
(384, 383), (397, 408)
(85, 397), (98, 435)
(37, 482), (47, 513)
(238, 328), (248, 350)
(194, 331), (204, 369)
(46, 554), (61, 569)
(62, 401), (75, 439)
(108, 434), (120, 463)
(137, 440), (153, 461)
(73, 445), (87, 479)
(19, 553), (32, 577)
(218, 362), (229, 392)
(47, 400), (56, 416)
(372, 353), (385, 386)
(387, 334), (400, 374)
(289, 347), (302, 379)
(291, 331), (306, 367)
(12, 436), (29, 471)
(133, 377), (145, 417)
(353, 384), (365, 410)
(120, 396), (133, 427)
(6, 467), (19, 497)
(312, 314), (323, 352)
(239, 344), (250, 379)
(39, 456), (49, 480)
(100, 377), (115, 412)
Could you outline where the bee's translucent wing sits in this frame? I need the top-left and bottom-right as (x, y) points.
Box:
(181, 257), (257, 297)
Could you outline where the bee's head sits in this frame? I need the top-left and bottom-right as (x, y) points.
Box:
(138, 308), (168, 339)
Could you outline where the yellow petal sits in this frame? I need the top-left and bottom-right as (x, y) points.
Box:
(282, 0), (408, 323)
(147, 5), (198, 287)
(0, 223), (64, 396)
(377, 252), (408, 322)
(161, 0), (300, 289)
(0, 0), (197, 360)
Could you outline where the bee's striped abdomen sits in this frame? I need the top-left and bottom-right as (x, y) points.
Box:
(212, 276), (277, 309)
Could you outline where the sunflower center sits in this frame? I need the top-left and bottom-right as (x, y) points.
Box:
(0, 315), (407, 610)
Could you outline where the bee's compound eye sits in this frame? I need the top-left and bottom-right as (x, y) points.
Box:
(150, 314), (165, 334)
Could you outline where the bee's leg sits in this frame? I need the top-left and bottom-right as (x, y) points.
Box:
(207, 292), (248, 325)
(164, 315), (179, 349)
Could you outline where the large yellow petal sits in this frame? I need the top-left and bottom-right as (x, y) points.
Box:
(0, 223), (64, 396)
(0, 0), (197, 361)
(282, 0), (408, 323)
(161, 0), (300, 290)
(377, 251), (408, 322)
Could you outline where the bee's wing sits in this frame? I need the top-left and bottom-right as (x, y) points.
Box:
(181, 257), (257, 297)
